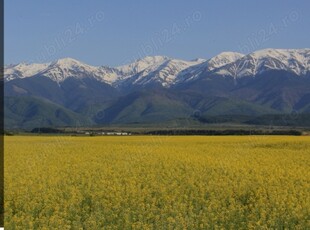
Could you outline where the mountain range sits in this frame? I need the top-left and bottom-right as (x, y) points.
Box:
(4, 48), (310, 129)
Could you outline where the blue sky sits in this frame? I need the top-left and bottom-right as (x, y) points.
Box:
(5, 0), (310, 66)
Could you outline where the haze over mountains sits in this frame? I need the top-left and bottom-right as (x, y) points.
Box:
(4, 48), (310, 129)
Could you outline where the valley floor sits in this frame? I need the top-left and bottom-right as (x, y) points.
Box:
(4, 136), (310, 229)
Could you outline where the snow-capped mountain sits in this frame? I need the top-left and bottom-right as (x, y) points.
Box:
(116, 56), (171, 77)
(4, 58), (120, 84)
(4, 62), (49, 81)
(3, 55), (204, 88)
(5, 48), (310, 129)
(117, 58), (205, 87)
(206, 52), (245, 71)
(4, 49), (310, 88)
(214, 49), (310, 78)
(175, 52), (244, 84)
(32, 58), (121, 84)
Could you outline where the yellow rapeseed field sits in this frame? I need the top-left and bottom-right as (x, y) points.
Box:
(4, 135), (310, 229)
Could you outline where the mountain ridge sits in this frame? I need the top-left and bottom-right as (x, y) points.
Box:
(5, 48), (310, 88)
(4, 48), (310, 129)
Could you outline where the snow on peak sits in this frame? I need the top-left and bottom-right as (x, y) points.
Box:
(191, 58), (206, 63)
(31, 58), (118, 84)
(51, 57), (85, 68)
(207, 52), (245, 71)
(4, 49), (310, 86)
(175, 52), (244, 84)
(116, 56), (171, 77)
(253, 49), (309, 64)
(4, 62), (50, 81)
(214, 48), (310, 77)
(245, 48), (310, 76)
(139, 55), (170, 63)
(127, 58), (205, 87)
(39, 58), (100, 83)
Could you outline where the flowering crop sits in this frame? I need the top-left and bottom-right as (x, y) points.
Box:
(4, 136), (310, 229)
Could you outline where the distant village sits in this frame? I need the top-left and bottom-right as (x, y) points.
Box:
(24, 127), (133, 136)
(76, 131), (132, 136)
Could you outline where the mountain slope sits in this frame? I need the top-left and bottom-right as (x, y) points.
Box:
(94, 89), (192, 124)
(4, 96), (92, 129)
(4, 75), (119, 112)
